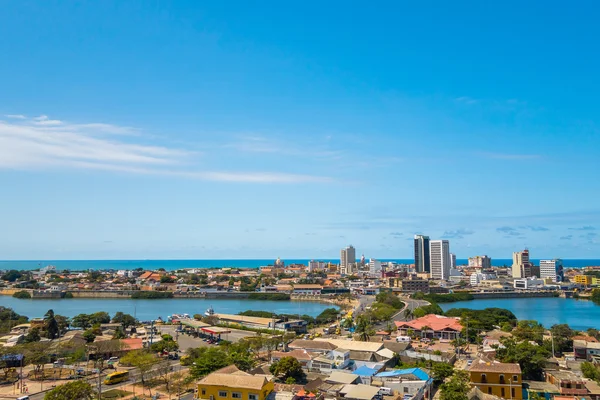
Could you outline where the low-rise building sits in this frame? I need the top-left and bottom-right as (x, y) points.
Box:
(545, 370), (588, 396)
(468, 359), (522, 400)
(399, 277), (429, 293)
(197, 366), (275, 400)
(573, 339), (600, 360)
(395, 314), (462, 340)
(373, 368), (432, 400)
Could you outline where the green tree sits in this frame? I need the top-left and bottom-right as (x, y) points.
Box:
(227, 342), (257, 371)
(512, 320), (545, 344)
(269, 356), (306, 383)
(111, 311), (137, 329)
(44, 380), (94, 400)
(2, 270), (22, 282)
(12, 290), (31, 299)
(355, 315), (374, 342)
(581, 362), (600, 382)
(71, 314), (92, 329)
(150, 334), (179, 353)
(413, 304), (444, 318)
(44, 309), (60, 339)
(82, 330), (96, 343)
(548, 324), (575, 355)
(495, 337), (551, 380)
(22, 327), (41, 343)
(120, 350), (160, 395)
(23, 341), (51, 377)
(440, 370), (470, 400)
(432, 362), (455, 384)
(89, 311), (110, 324)
(188, 347), (230, 378)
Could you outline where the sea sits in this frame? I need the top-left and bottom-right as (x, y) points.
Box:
(1, 259), (599, 271)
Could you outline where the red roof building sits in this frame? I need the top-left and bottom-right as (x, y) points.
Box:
(395, 314), (463, 340)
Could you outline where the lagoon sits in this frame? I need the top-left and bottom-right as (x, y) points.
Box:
(0, 296), (336, 321)
(439, 297), (600, 331)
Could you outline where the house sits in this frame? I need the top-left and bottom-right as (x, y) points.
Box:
(373, 368), (432, 400)
(197, 365), (275, 400)
(395, 314), (463, 340)
(468, 359), (522, 400)
(288, 340), (337, 354)
(573, 339), (600, 360)
(271, 350), (312, 368)
(310, 348), (351, 373)
(545, 370), (588, 396)
(351, 365), (380, 385)
(340, 384), (380, 400)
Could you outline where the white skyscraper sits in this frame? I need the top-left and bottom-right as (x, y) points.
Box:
(430, 240), (451, 280)
(369, 259), (382, 277)
(540, 259), (564, 282)
(340, 245), (356, 275)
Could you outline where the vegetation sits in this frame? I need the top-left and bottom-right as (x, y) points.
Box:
(432, 362), (455, 384)
(131, 291), (173, 299)
(71, 312), (111, 329)
(44, 309), (60, 339)
(355, 315), (375, 341)
(269, 356), (306, 383)
(375, 292), (404, 308)
(512, 320), (545, 344)
(111, 311), (137, 329)
(2, 270), (23, 282)
(44, 380), (94, 400)
(413, 304), (444, 318)
(414, 292), (474, 303)
(495, 337), (551, 380)
(247, 293), (290, 301)
(150, 334), (179, 353)
(315, 308), (340, 324)
(591, 289), (600, 305)
(12, 290), (31, 299)
(444, 308), (517, 342)
(0, 307), (29, 334)
(581, 362), (600, 382)
(440, 370), (470, 400)
(120, 350), (160, 395)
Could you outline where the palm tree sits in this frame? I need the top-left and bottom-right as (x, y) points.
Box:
(355, 315), (374, 342)
(44, 309), (59, 339)
(404, 308), (414, 320)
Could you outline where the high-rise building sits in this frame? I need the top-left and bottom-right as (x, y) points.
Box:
(512, 249), (532, 278)
(468, 255), (492, 269)
(308, 260), (326, 272)
(450, 253), (457, 269)
(369, 259), (382, 277)
(540, 259), (564, 282)
(430, 240), (451, 280)
(340, 245), (356, 275)
(414, 235), (431, 273)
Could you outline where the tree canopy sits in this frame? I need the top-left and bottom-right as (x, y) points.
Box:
(440, 370), (470, 400)
(269, 356), (306, 383)
(44, 380), (94, 400)
(495, 337), (551, 380)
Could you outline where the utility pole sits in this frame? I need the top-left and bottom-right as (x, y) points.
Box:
(97, 362), (102, 400)
(150, 320), (155, 347)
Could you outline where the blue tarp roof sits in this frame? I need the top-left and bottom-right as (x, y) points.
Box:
(375, 368), (430, 381)
(353, 366), (378, 376)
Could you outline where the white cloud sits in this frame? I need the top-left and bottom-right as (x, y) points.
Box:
(0, 114), (331, 184)
(4, 114), (26, 119)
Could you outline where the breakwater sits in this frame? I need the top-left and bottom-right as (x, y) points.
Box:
(470, 291), (558, 300)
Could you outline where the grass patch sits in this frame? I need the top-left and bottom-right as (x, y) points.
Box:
(101, 389), (130, 399)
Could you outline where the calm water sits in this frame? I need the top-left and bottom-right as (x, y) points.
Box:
(439, 298), (600, 330)
(0, 259), (599, 271)
(0, 297), (336, 321)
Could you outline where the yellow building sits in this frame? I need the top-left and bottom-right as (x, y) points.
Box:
(197, 365), (274, 400)
(574, 275), (593, 285)
(469, 360), (522, 400)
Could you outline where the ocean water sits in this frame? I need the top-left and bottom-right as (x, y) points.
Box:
(0, 296), (336, 321)
(439, 297), (600, 331)
(0, 259), (599, 271)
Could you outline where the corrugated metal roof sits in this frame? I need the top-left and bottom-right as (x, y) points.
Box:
(375, 367), (430, 381)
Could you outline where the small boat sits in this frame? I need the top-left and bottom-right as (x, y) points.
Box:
(205, 306), (215, 316)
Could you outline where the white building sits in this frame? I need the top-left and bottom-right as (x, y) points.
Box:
(470, 273), (495, 286)
(340, 245), (356, 276)
(514, 277), (545, 290)
(540, 259), (564, 282)
(369, 259), (382, 277)
(429, 240), (451, 280)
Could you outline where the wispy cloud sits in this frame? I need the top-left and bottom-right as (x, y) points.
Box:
(441, 228), (475, 239)
(569, 226), (596, 231)
(520, 225), (550, 232)
(496, 226), (517, 233)
(560, 235), (573, 240)
(389, 232), (403, 238)
(454, 96), (480, 105)
(5, 114), (26, 119)
(0, 114), (331, 183)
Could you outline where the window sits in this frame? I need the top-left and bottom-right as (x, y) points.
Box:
(219, 392), (228, 398)
(488, 388), (492, 395)
(249, 394), (258, 400)
(404, 388), (409, 393)
(481, 374), (487, 383)
(500, 374), (505, 384)
(232, 393), (242, 399)
(512, 388), (516, 398)
(501, 388), (505, 397)
(513, 375), (518, 382)
(202, 389), (206, 396)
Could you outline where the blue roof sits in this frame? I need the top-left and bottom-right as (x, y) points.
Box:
(353, 366), (378, 376)
(375, 368), (430, 381)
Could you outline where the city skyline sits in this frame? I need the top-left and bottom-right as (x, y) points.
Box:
(1, 2), (600, 259)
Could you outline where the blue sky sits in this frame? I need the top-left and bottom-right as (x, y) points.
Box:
(1, 1), (599, 260)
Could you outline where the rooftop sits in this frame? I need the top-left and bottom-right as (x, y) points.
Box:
(468, 359), (521, 374)
(199, 372), (268, 390)
(326, 371), (359, 384)
(314, 338), (384, 352)
(395, 314), (462, 332)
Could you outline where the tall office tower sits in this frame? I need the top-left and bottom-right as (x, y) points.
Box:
(340, 245), (356, 275)
(450, 253), (457, 269)
(468, 255), (492, 269)
(540, 259), (564, 282)
(414, 235), (431, 273)
(430, 240), (451, 280)
(511, 249), (532, 278)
